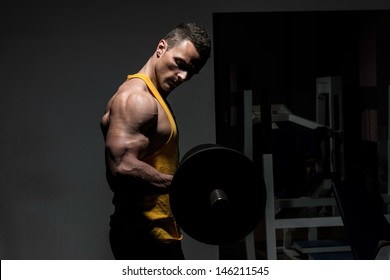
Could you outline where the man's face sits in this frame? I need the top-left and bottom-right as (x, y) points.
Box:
(155, 40), (201, 94)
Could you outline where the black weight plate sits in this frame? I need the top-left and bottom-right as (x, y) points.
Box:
(170, 144), (266, 245)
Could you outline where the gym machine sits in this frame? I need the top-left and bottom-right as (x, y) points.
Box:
(249, 77), (346, 259)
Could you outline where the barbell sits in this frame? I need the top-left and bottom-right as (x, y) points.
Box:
(170, 144), (267, 245)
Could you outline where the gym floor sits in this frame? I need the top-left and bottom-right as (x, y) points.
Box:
(219, 221), (349, 260)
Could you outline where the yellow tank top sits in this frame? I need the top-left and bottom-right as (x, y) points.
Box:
(126, 73), (182, 242)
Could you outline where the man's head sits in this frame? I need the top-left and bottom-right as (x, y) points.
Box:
(163, 23), (211, 71)
(153, 23), (211, 94)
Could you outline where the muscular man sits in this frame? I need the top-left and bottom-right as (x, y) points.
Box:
(100, 23), (211, 260)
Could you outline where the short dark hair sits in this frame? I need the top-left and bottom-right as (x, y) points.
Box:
(163, 22), (211, 70)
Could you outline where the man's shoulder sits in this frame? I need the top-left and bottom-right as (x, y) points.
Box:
(111, 79), (156, 112)
(120, 76), (149, 94)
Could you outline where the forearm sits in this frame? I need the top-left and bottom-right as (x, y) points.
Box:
(124, 161), (172, 188)
(110, 157), (172, 194)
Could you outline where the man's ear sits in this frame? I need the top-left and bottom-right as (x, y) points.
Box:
(156, 39), (167, 58)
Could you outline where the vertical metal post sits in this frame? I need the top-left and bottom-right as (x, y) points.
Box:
(264, 153), (277, 259)
(243, 89), (277, 259)
(243, 90), (256, 260)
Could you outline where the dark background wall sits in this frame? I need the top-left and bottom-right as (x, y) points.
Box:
(1, 1), (389, 260)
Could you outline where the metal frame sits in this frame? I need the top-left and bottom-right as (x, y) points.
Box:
(242, 81), (390, 260)
(244, 77), (346, 259)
